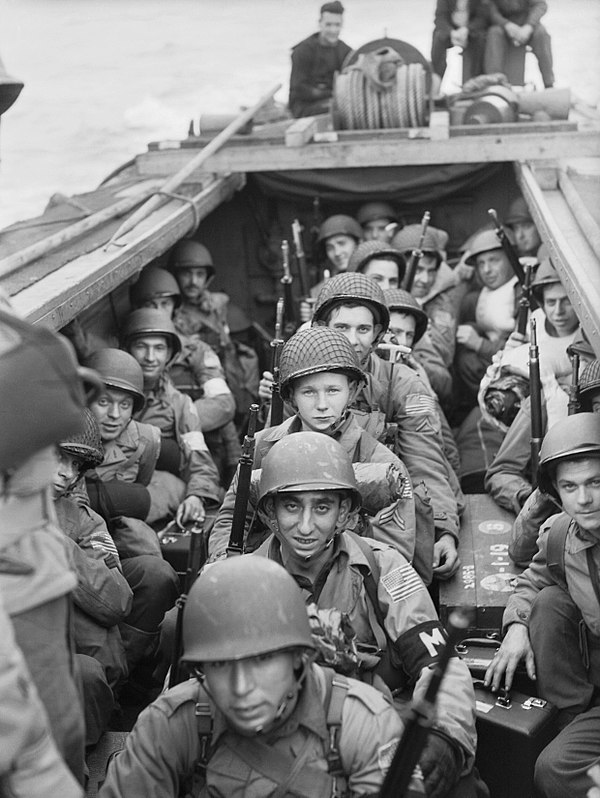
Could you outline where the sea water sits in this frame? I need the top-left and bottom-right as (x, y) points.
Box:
(0, 0), (598, 229)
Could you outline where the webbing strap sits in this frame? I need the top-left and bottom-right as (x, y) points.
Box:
(546, 513), (572, 590)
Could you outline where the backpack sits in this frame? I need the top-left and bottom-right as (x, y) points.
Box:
(187, 667), (350, 798)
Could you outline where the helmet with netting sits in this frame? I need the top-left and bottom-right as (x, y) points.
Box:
(580, 359), (600, 412)
(312, 272), (390, 343)
(538, 413), (600, 498)
(279, 327), (365, 400)
(181, 555), (315, 663)
(59, 408), (104, 470)
(347, 240), (406, 282)
(257, 431), (361, 512)
(83, 348), (146, 413)
(130, 267), (181, 309)
(384, 288), (428, 344)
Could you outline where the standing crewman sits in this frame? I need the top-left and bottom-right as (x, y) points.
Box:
(485, 413), (600, 797)
(99, 555), (406, 798)
(289, 1), (351, 119)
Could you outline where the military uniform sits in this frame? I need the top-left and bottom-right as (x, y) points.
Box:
(417, 262), (463, 368)
(256, 531), (477, 767)
(99, 663), (402, 798)
(352, 352), (462, 544)
(208, 411), (433, 579)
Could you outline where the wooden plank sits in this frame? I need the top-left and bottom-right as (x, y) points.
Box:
(285, 114), (332, 147)
(439, 494), (520, 636)
(515, 160), (600, 358)
(136, 129), (600, 176)
(10, 174), (244, 330)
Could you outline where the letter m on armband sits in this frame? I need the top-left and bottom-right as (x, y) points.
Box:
(394, 621), (450, 677)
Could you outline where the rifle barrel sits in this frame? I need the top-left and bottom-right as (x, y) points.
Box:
(227, 404), (260, 557)
(529, 318), (543, 488)
(488, 208), (526, 284)
(403, 211), (430, 292)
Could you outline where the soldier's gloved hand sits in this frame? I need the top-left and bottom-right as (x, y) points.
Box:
(418, 730), (462, 798)
(258, 370), (274, 402)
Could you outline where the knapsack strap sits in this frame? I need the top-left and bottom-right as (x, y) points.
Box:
(546, 513), (572, 591)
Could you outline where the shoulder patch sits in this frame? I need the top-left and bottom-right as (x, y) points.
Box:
(405, 393), (437, 416)
(377, 738), (399, 774)
(381, 563), (425, 602)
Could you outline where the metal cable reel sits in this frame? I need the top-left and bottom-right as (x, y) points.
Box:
(332, 38), (430, 131)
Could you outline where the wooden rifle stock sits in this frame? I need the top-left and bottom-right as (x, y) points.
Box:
(403, 211), (431, 292)
(516, 262), (533, 336)
(379, 611), (471, 798)
(281, 240), (297, 338)
(270, 297), (285, 426)
(567, 352), (581, 416)
(292, 219), (310, 298)
(227, 404), (260, 557)
(169, 520), (206, 688)
(488, 208), (526, 285)
(529, 318), (543, 488)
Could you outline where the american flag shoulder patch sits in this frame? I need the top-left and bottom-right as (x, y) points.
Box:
(381, 564), (424, 603)
(405, 393), (436, 416)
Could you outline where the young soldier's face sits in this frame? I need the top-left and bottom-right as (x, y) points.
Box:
(362, 258), (400, 291)
(291, 372), (351, 432)
(556, 458), (600, 536)
(475, 250), (513, 290)
(90, 388), (134, 442)
(411, 254), (439, 298)
(388, 311), (417, 348)
(53, 449), (86, 497)
(273, 490), (351, 562)
(176, 267), (210, 302)
(543, 284), (578, 336)
(327, 305), (379, 363)
(202, 650), (301, 735)
(325, 235), (357, 273)
(142, 296), (177, 315)
(363, 219), (393, 243)
(128, 334), (172, 384)
(512, 221), (541, 256)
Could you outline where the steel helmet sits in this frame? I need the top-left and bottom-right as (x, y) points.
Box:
(279, 327), (365, 400)
(257, 431), (361, 512)
(171, 239), (215, 279)
(122, 308), (182, 361)
(384, 288), (428, 344)
(464, 229), (504, 266)
(83, 349), (146, 413)
(180, 555), (315, 663)
(391, 224), (442, 259)
(130, 267), (181, 309)
(347, 240), (407, 282)
(317, 214), (362, 244)
(59, 408), (104, 470)
(312, 272), (390, 343)
(580, 360), (600, 412)
(356, 201), (397, 226)
(531, 258), (561, 304)
(505, 197), (533, 227)
(538, 413), (600, 498)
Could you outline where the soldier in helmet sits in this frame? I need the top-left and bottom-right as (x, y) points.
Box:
(169, 238), (260, 430)
(121, 309), (223, 528)
(252, 433), (479, 797)
(485, 414), (600, 797)
(485, 262), (583, 515)
(318, 214), (362, 278)
(208, 326), (434, 582)
(509, 355), (600, 568)
(130, 266), (238, 486)
(99, 555), (405, 798)
(52, 411), (133, 745)
(356, 201), (400, 244)
(311, 272), (463, 581)
(504, 196), (543, 259)
(348, 239), (406, 293)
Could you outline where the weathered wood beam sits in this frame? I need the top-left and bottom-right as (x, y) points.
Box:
(137, 129), (600, 176)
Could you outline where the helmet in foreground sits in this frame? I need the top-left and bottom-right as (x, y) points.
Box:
(538, 413), (600, 498)
(83, 348), (146, 413)
(312, 272), (390, 343)
(181, 555), (315, 663)
(59, 408), (104, 470)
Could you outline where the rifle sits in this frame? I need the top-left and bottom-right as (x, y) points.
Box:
(226, 403), (260, 557)
(379, 610), (471, 798)
(529, 317), (543, 488)
(270, 297), (285, 427)
(488, 208), (527, 285)
(292, 218), (310, 298)
(280, 239), (297, 338)
(516, 262), (534, 336)
(403, 211), (431, 292)
(168, 519), (206, 688)
(567, 352), (581, 416)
